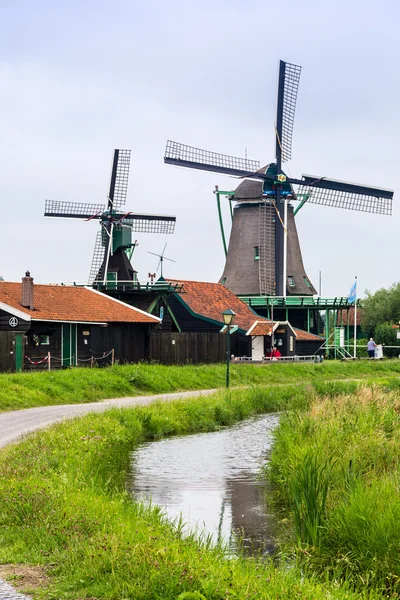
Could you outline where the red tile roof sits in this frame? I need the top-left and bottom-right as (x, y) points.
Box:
(166, 279), (267, 332)
(294, 328), (324, 341)
(337, 307), (364, 326)
(247, 320), (324, 342)
(0, 282), (159, 324)
(247, 321), (274, 336)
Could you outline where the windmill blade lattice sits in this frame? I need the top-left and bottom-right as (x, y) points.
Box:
(110, 149), (131, 208)
(45, 200), (106, 219)
(89, 231), (104, 283)
(165, 140), (260, 177)
(120, 213), (176, 234)
(292, 175), (393, 215)
(278, 61), (302, 163)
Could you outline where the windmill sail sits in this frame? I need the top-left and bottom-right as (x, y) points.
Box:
(276, 61), (301, 163)
(165, 140), (260, 177)
(89, 231), (104, 284)
(45, 200), (106, 219)
(292, 175), (393, 215)
(108, 149), (131, 208)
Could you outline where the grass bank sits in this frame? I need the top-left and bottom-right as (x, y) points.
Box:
(2, 359), (400, 411)
(0, 384), (381, 600)
(268, 386), (400, 596)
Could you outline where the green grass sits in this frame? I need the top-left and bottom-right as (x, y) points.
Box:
(268, 386), (400, 595)
(2, 359), (400, 411)
(0, 385), (382, 600)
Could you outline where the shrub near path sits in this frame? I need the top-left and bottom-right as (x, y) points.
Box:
(0, 385), (383, 600)
(2, 360), (400, 411)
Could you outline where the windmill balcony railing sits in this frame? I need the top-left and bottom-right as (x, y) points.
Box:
(240, 296), (361, 309)
(53, 280), (184, 293)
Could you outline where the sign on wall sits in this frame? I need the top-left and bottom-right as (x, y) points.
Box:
(334, 327), (345, 348)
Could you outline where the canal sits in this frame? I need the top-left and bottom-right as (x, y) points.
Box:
(128, 413), (279, 555)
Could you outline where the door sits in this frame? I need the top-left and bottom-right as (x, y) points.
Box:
(62, 324), (77, 367)
(106, 272), (117, 290)
(251, 336), (264, 361)
(15, 333), (24, 372)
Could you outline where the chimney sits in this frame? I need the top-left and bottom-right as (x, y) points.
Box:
(22, 271), (34, 309)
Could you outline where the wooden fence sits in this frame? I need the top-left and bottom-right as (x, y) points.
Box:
(149, 332), (226, 364)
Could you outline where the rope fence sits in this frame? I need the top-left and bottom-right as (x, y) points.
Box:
(24, 349), (115, 370)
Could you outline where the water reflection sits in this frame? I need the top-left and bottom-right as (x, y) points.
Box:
(128, 414), (279, 555)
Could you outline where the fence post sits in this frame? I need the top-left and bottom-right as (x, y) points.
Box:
(111, 349), (115, 366)
(90, 356), (94, 369)
(48, 352), (51, 371)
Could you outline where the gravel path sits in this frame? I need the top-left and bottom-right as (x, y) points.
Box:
(0, 389), (218, 450)
(0, 388), (218, 598)
(0, 580), (32, 599)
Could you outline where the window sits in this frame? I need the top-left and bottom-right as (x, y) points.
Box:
(288, 276), (295, 287)
(254, 246), (260, 260)
(303, 276), (311, 288)
(40, 335), (50, 345)
(221, 277), (226, 285)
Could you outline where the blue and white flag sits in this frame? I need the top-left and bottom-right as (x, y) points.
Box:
(348, 279), (357, 303)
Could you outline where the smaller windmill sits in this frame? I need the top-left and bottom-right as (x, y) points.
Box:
(148, 243), (176, 278)
(45, 149), (176, 285)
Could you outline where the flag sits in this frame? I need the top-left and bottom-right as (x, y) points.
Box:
(348, 279), (357, 303)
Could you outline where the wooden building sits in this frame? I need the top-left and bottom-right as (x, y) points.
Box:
(0, 272), (160, 372)
(246, 320), (324, 360)
(98, 277), (324, 362)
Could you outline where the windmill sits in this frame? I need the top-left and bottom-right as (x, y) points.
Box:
(148, 243), (176, 278)
(45, 149), (176, 286)
(164, 61), (393, 297)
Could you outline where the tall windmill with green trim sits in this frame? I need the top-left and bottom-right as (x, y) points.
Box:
(164, 60), (393, 298)
(45, 149), (176, 286)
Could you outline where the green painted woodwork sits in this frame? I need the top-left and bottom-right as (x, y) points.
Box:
(240, 296), (359, 310)
(62, 324), (77, 367)
(215, 190), (228, 256)
(15, 333), (23, 372)
(293, 194), (311, 216)
(166, 306), (182, 332)
(148, 299), (182, 332)
(261, 164), (292, 197)
(71, 324), (77, 365)
(214, 189), (234, 257)
(106, 272), (117, 290)
(112, 225), (132, 253)
(101, 225), (132, 252)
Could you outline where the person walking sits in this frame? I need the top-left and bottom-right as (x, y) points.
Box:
(367, 338), (376, 359)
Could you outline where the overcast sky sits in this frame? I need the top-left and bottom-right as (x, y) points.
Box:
(1, 0), (398, 298)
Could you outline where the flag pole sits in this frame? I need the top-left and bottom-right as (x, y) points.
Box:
(353, 276), (357, 359)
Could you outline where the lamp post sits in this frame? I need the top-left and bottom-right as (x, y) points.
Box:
(222, 309), (236, 388)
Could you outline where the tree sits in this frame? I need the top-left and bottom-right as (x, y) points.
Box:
(363, 282), (400, 335)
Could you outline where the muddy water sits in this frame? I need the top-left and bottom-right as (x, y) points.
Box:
(128, 414), (279, 555)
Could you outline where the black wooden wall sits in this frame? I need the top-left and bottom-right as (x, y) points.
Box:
(90, 323), (149, 364)
(149, 332), (227, 364)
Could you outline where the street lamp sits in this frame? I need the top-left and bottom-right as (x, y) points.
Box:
(222, 309), (236, 388)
